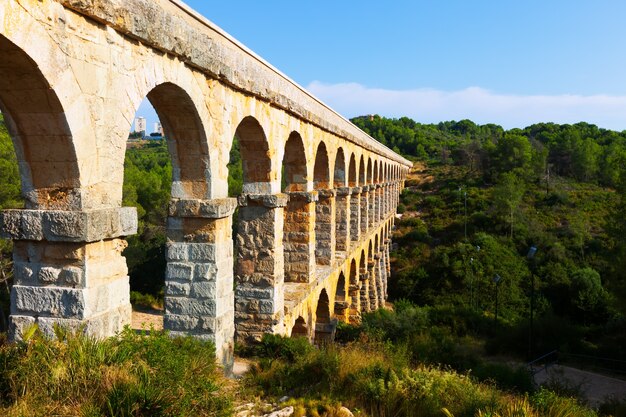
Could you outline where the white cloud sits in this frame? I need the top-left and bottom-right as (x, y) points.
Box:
(306, 81), (626, 131)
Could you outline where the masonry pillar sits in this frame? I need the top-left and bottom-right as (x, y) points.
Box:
(376, 251), (386, 306)
(368, 185), (376, 227)
(350, 187), (362, 245)
(315, 189), (336, 265)
(378, 247), (388, 306)
(2, 208), (137, 339)
(348, 276), (361, 323)
(335, 187), (351, 253)
(284, 191), (318, 282)
(376, 184), (383, 223)
(385, 238), (392, 276)
(368, 258), (379, 310)
(360, 187), (369, 235)
(234, 193), (288, 342)
(383, 240), (391, 298)
(381, 184), (387, 217)
(164, 198), (236, 371)
(360, 266), (371, 313)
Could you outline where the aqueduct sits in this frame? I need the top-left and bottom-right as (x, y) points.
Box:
(0, 0), (410, 369)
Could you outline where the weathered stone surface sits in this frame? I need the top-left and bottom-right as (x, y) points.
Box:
(0, 208), (137, 242)
(169, 198), (237, 218)
(238, 193), (289, 208)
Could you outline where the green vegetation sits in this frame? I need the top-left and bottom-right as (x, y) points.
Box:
(355, 115), (626, 366)
(239, 319), (598, 417)
(3, 112), (626, 414)
(122, 140), (171, 298)
(0, 327), (232, 416)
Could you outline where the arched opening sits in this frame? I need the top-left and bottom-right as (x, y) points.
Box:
(282, 132), (314, 282)
(371, 237), (380, 310)
(314, 142), (334, 265)
(334, 272), (348, 322)
(236, 117), (272, 194)
(348, 154), (357, 187)
(314, 289), (333, 343)
(291, 316), (309, 339)
(348, 258), (360, 322)
(359, 251), (369, 313)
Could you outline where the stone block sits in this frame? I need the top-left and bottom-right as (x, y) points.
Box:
(188, 243), (215, 262)
(165, 281), (191, 297)
(165, 297), (216, 316)
(38, 266), (61, 284)
(13, 285), (85, 318)
(190, 281), (216, 299)
(164, 314), (200, 331)
(166, 242), (189, 261)
(166, 262), (194, 281)
(194, 262), (218, 281)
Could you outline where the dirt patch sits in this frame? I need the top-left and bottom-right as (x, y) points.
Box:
(131, 309), (164, 331)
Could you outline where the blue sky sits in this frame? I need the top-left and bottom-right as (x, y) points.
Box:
(137, 1), (626, 131)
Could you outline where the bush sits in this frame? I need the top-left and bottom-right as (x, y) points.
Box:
(0, 326), (232, 416)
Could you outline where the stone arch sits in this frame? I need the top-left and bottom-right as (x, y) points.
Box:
(358, 250), (368, 313)
(348, 258), (360, 322)
(367, 157), (373, 185)
(146, 82), (211, 199)
(358, 155), (366, 186)
(0, 34), (81, 210)
(314, 141), (334, 265)
(291, 316), (308, 338)
(348, 153), (357, 187)
(283, 132), (308, 192)
(373, 160), (379, 184)
(334, 271), (347, 322)
(333, 147), (347, 188)
(236, 116), (272, 194)
(313, 141), (330, 189)
(283, 131), (314, 282)
(314, 288), (333, 343)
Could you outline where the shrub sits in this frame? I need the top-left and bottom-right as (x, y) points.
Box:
(0, 326), (232, 416)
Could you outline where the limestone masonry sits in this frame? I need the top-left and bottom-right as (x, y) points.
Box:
(0, 0), (410, 371)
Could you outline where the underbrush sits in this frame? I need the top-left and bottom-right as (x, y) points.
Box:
(130, 290), (164, 311)
(242, 334), (597, 417)
(0, 326), (232, 416)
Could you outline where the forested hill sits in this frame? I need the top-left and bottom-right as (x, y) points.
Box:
(352, 115), (626, 188)
(351, 114), (626, 367)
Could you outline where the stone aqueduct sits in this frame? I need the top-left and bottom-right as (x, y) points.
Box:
(0, 0), (410, 367)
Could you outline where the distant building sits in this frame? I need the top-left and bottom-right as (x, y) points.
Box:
(153, 122), (163, 136)
(134, 117), (146, 135)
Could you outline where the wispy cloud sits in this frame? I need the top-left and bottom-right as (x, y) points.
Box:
(307, 81), (626, 131)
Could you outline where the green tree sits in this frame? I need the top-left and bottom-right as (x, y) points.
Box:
(492, 133), (532, 178)
(492, 172), (525, 239)
(571, 137), (601, 182)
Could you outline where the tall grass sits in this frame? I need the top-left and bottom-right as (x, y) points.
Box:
(0, 326), (232, 416)
(243, 334), (598, 417)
